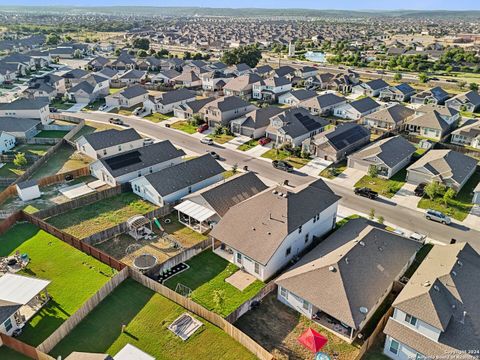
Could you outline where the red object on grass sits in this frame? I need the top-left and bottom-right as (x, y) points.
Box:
(298, 328), (328, 353)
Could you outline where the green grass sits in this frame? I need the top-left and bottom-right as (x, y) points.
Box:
(50, 279), (256, 360)
(160, 216), (208, 248)
(144, 112), (174, 123)
(261, 149), (311, 169)
(50, 99), (74, 110)
(170, 120), (198, 134)
(414, 148), (427, 157)
(223, 170), (237, 179)
(71, 121), (121, 141)
(109, 87), (124, 95)
(0, 223), (115, 346)
(0, 347), (30, 360)
(34, 130), (70, 138)
(13, 144), (52, 156)
(0, 162), (25, 178)
(47, 192), (158, 239)
(208, 133), (235, 144)
(417, 170), (480, 221)
(165, 251), (264, 317)
(354, 168), (407, 198)
(237, 139), (258, 151)
(319, 161), (347, 179)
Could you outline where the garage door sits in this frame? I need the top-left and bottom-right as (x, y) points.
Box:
(348, 158), (370, 172)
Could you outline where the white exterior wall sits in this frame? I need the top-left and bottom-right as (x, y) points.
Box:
(156, 97), (196, 114)
(77, 137), (144, 160)
(383, 334), (423, 360)
(0, 314), (18, 336)
(277, 286), (313, 318)
(0, 104), (51, 125)
(392, 308), (442, 342)
(334, 104), (361, 120)
(0, 132), (16, 153)
(17, 185), (41, 201)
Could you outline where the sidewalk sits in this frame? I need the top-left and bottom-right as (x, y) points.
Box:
(223, 135), (251, 150)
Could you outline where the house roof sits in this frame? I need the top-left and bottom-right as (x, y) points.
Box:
(82, 128), (142, 150)
(139, 154), (224, 197)
(223, 73), (262, 92)
(0, 97), (48, 111)
(17, 179), (38, 190)
(236, 106), (285, 130)
(118, 69), (146, 80)
(69, 81), (95, 95)
(350, 135), (416, 168)
(284, 89), (318, 102)
(448, 90), (480, 106)
(276, 218), (420, 329)
(210, 179), (340, 265)
(349, 97), (380, 114)
(312, 123), (370, 151)
(366, 104), (415, 124)
(300, 93), (346, 110)
(414, 86), (450, 101)
(0, 117), (40, 132)
(118, 85), (148, 100)
(201, 95), (252, 112)
(255, 76), (291, 88)
(114, 344), (155, 360)
(178, 97), (215, 113)
(268, 108), (329, 139)
(364, 78), (389, 91)
(100, 140), (185, 178)
(407, 149), (477, 186)
(156, 88), (196, 106)
(451, 119), (480, 138)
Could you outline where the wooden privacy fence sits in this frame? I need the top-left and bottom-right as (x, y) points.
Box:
(129, 268), (274, 360)
(0, 333), (54, 360)
(37, 267), (129, 354)
(0, 211), (25, 235)
(355, 307), (394, 360)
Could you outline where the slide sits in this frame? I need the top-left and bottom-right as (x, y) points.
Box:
(153, 217), (164, 231)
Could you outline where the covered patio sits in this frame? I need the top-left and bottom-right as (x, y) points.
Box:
(312, 309), (356, 343)
(174, 200), (216, 234)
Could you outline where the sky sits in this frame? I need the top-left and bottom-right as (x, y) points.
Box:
(1, 0), (480, 11)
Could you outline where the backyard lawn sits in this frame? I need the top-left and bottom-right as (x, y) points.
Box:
(164, 251), (264, 317)
(10, 144), (52, 157)
(71, 121), (120, 141)
(319, 160), (347, 179)
(170, 120), (197, 134)
(237, 139), (258, 151)
(208, 133), (235, 144)
(143, 112), (174, 123)
(354, 168), (407, 198)
(261, 149), (311, 169)
(0, 162), (25, 178)
(34, 130), (70, 138)
(108, 87), (124, 95)
(0, 223), (115, 346)
(160, 215), (208, 248)
(50, 279), (257, 360)
(0, 347), (30, 360)
(417, 170), (480, 221)
(50, 99), (74, 110)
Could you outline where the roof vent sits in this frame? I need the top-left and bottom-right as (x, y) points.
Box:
(345, 257), (349, 264)
(452, 271), (457, 276)
(378, 246), (383, 252)
(272, 190), (278, 195)
(457, 260), (463, 267)
(282, 193), (288, 198)
(267, 232), (271, 235)
(359, 307), (368, 314)
(433, 285), (440, 292)
(252, 227), (256, 231)
(328, 265), (336, 272)
(422, 281), (431, 287)
(359, 241), (366, 247)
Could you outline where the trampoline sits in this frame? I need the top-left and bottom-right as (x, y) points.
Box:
(133, 254), (157, 272)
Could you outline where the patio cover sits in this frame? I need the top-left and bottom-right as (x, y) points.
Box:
(114, 344), (155, 360)
(298, 328), (328, 353)
(174, 200), (216, 222)
(0, 273), (50, 305)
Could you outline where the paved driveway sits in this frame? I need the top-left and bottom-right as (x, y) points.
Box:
(244, 143), (272, 157)
(65, 103), (88, 112)
(391, 183), (422, 210)
(223, 135), (251, 150)
(297, 157), (331, 177)
(330, 167), (365, 188)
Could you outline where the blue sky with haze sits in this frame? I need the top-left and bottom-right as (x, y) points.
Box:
(2, 0), (479, 10)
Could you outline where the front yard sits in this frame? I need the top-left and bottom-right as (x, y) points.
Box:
(50, 279), (257, 360)
(320, 160), (348, 179)
(0, 223), (115, 346)
(208, 133), (235, 144)
(164, 251), (264, 317)
(261, 148), (311, 169)
(237, 139), (258, 151)
(143, 112), (174, 123)
(354, 168), (407, 198)
(50, 99), (74, 110)
(170, 120), (197, 134)
(417, 169), (480, 221)
(46, 192), (158, 238)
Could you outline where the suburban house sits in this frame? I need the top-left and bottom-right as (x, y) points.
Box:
(405, 105), (460, 141)
(173, 97), (215, 120)
(348, 135), (416, 178)
(295, 66), (318, 79)
(333, 97), (381, 120)
(87, 56), (110, 71)
(66, 74), (110, 104)
(352, 79), (390, 97)
(143, 88), (196, 115)
(26, 74), (66, 100)
(131, 154), (224, 207)
(278, 89), (318, 106)
(265, 107), (329, 147)
(223, 73), (263, 99)
(302, 123), (371, 162)
(252, 76), (292, 102)
(105, 85), (149, 109)
(253, 64), (274, 77)
(109, 51), (137, 70)
(362, 104), (415, 133)
(0, 98), (51, 125)
(0, 131), (16, 153)
(89, 140), (185, 186)
(174, 172), (267, 233)
(0, 118), (40, 139)
(276, 218), (420, 342)
(226, 63), (252, 76)
(445, 90), (480, 113)
(305, 73), (335, 90)
(450, 119), (480, 148)
(210, 178), (341, 281)
(299, 93), (347, 116)
(173, 70), (202, 88)
(76, 128), (144, 160)
(62, 68), (89, 89)
(199, 96), (257, 128)
(379, 83), (416, 102)
(117, 69), (147, 86)
(272, 66), (296, 81)
(307, 70), (360, 93)
(201, 71), (234, 92)
(0, 273), (51, 336)
(151, 69), (181, 85)
(383, 243), (479, 360)
(406, 149), (477, 191)
(230, 107), (284, 139)
(411, 87), (450, 105)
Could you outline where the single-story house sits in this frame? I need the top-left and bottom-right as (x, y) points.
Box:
(276, 218), (420, 342)
(411, 87), (450, 106)
(151, 69), (181, 85)
(333, 97), (381, 121)
(174, 172), (267, 233)
(379, 83), (416, 102)
(299, 93), (347, 116)
(352, 79), (390, 97)
(278, 89), (318, 106)
(445, 90), (480, 113)
(131, 154), (224, 207)
(117, 69), (147, 86)
(199, 96), (257, 128)
(265, 107), (329, 147)
(210, 178), (341, 281)
(105, 85), (149, 109)
(450, 119), (480, 149)
(302, 123), (371, 162)
(0, 130), (16, 153)
(173, 70), (202, 88)
(0, 117), (40, 139)
(230, 106), (284, 139)
(67, 74), (110, 104)
(143, 88), (196, 115)
(406, 149), (477, 191)
(89, 140), (185, 187)
(405, 105), (459, 141)
(362, 104), (415, 133)
(348, 135), (416, 178)
(223, 73), (263, 100)
(76, 128), (144, 160)
(173, 97), (215, 120)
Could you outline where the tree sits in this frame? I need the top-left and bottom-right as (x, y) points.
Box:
(469, 82), (479, 91)
(46, 33), (61, 45)
(156, 49), (169, 58)
(425, 181), (444, 200)
(369, 208), (375, 220)
(393, 72), (402, 81)
(458, 81), (467, 90)
(73, 49), (83, 59)
(377, 215), (385, 225)
(443, 188), (456, 205)
(212, 290), (226, 311)
(132, 37), (150, 51)
(232, 163), (238, 174)
(368, 165), (378, 178)
(137, 50), (148, 58)
(221, 44), (262, 68)
(183, 51), (192, 60)
(13, 152), (27, 168)
(418, 73), (429, 83)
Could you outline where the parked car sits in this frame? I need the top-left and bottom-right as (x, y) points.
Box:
(414, 183), (427, 197)
(98, 104), (108, 111)
(200, 137), (214, 145)
(109, 117), (124, 125)
(133, 107), (143, 116)
(425, 209), (451, 225)
(409, 232), (426, 243)
(209, 151), (220, 160)
(258, 137), (271, 146)
(197, 124), (209, 133)
(143, 138), (154, 145)
(354, 187), (378, 199)
(49, 107), (58, 113)
(272, 160), (293, 172)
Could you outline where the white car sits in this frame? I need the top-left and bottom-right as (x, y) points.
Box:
(200, 138), (214, 145)
(133, 107), (143, 116)
(143, 138), (154, 145)
(409, 232), (426, 243)
(98, 104), (108, 111)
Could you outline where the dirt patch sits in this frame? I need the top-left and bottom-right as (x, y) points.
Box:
(235, 293), (360, 360)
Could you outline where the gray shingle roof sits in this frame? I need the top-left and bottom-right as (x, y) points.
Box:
(0, 117), (40, 132)
(0, 98), (48, 111)
(349, 97), (381, 113)
(82, 128), (142, 150)
(157, 88), (196, 106)
(118, 85), (148, 99)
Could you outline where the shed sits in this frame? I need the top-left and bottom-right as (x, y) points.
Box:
(16, 179), (41, 201)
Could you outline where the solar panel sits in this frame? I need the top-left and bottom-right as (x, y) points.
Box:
(104, 151), (142, 170)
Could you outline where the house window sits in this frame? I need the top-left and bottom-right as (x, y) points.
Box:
(236, 252), (242, 264)
(280, 287), (288, 299)
(405, 314), (417, 326)
(4, 318), (12, 332)
(103, 149), (107, 155)
(138, 171), (141, 177)
(316, 214), (320, 221)
(389, 339), (399, 355)
(298, 225), (302, 234)
(285, 247), (291, 257)
(415, 354), (426, 360)
(118, 145), (122, 151)
(254, 262), (260, 274)
(305, 234), (309, 243)
(302, 299), (310, 311)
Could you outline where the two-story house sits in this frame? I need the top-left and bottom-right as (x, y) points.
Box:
(252, 77), (292, 102)
(450, 119), (480, 149)
(352, 79), (390, 97)
(223, 73), (263, 100)
(379, 83), (416, 102)
(0, 97), (51, 125)
(411, 86), (450, 106)
(105, 85), (149, 109)
(199, 96), (257, 128)
(143, 88), (196, 115)
(445, 90), (480, 113)
(333, 97), (381, 121)
(404, 105), (460, 141)
(298, 93), (347, 116)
